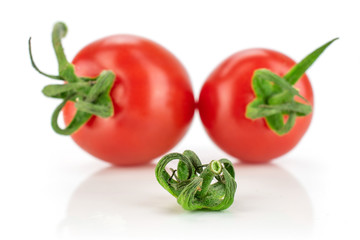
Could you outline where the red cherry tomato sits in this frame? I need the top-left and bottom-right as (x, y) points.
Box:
(63, 35), (195, 165)
(198, 49), (314, 163)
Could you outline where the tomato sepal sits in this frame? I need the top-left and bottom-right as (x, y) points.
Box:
(245, 38), (338, 135)
(29, 22), (115, 135)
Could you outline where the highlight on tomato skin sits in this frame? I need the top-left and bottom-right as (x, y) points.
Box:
(198, 39), (337, 164)
(63, 35), (196, 166)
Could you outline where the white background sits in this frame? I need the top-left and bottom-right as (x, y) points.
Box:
(1, 1), (359, 239)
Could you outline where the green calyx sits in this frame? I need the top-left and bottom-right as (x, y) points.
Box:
(246, 38), (338, 135)
(155, 150), (237, 211)
(29, 22), (115, 135)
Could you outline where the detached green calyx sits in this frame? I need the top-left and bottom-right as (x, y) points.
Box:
(29, 22), (115, 135)
(246, 38), (338, 135)
(155, 150), (237, 211)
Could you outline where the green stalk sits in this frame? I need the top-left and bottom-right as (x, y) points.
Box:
(246, 38), (338, 135)
(29, 22), (115, 135)
(155, 150), (237, 211)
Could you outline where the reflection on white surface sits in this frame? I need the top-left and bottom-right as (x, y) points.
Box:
(58, 164), (312, 240)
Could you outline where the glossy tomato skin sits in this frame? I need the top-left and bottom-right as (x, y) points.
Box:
(63, 35), (195, 165)
(198, 49), (314, 163)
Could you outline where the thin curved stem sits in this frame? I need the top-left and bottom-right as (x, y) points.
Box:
(28, 38), (63, 80)
(51, 94), (92, 135)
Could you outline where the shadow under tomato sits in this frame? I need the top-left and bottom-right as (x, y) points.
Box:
(57, 161), (312, 240)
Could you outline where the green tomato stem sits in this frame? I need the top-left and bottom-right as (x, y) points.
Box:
(155, 150), (237, 211)
(29, 22), (115, 135)
(28, 38), (63, 80)
(246, 38), (338, 135)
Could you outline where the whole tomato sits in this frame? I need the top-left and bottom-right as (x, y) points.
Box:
(31, 22), (195, 165)
(198, 40), (336, 163)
